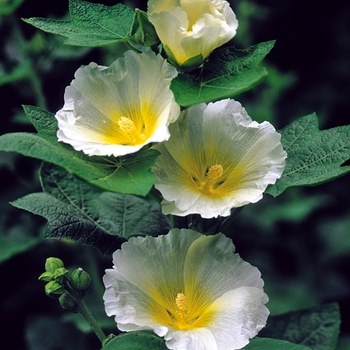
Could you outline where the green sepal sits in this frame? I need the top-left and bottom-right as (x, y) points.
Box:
(38, 271), (53, 282)
(163, 44), (204, 71)
(45, 280), (65, 298)
(53, 267), (70, 284)
(130, 9), (159, 47)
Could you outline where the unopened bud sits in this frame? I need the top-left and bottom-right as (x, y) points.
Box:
(59, 292), (78, 312)
(45, 280), (64, 298)
(69, 268), (91, 296)
(131, 9), (159, 47)
(38, 271), (53, 282)
(45, 257), (64, 273)
(53, 267), (69, 284)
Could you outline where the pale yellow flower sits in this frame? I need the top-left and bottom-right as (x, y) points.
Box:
(103, 229), (269, 350)
(148, 0), (238, 69)
(55, 50), (180, 156)
(152, 99), (287, 218)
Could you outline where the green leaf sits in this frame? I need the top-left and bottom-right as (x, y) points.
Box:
(0, 228), (44, 264)
(102, 332), (168, 350)
(267, 113), (350, 196)
(23, 0), (134, 47)
(244, 337), (311, 349)
(170, 41), (275, 107)
(11, 163), (170, 254)
(259, 303), (340, 350)
(0, 0), (24, 16)
(102, 334), (311, 350)
(0, 105), (158, 196)
(0, 63), (31, 86)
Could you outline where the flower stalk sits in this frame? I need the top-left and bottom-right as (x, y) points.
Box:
(39, 258), (107, 345)
(74, 295), (107, 344)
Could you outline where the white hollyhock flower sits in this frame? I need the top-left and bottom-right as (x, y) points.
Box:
(147, 0), (238, 69)
(55, 50), (180, 157)
(103, 229), (269, 350)
(152, 99), (287, 218)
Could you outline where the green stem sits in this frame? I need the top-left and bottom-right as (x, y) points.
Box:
(11, 16), (47, 110)
(75, 297), (107, 344)
(220, 207), (244, 233)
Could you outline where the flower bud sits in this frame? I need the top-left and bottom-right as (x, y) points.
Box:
(69, 268), (91, 296)
(45, 280), (65, 298)
(45, 257), (64, 273)
(59, 292), (78, 312)
(53, 267), (69, 284)
(131, 9), (159, 47)
(148, 0), (238, 70)
(38, 271), (53, 282)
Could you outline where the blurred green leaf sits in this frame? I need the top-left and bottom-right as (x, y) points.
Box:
(260, 303), (340, 350)
(0, 0), (24, 16)
(244, 337), (310, 349)
(102, 332), (168, 350)
(0, 105), (159, 196)
(267, 113), (350, 196)
(0, 227), (44, 264)
(23, 0), (134, 47)
(11, 163), (170, 254)
(0, 63), (31, 86)
(170, 41), (275, 107)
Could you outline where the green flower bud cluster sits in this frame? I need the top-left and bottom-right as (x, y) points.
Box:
(39, 257), (92, 312)
(38, 257), (69, 297)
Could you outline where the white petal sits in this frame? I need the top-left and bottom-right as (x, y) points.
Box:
(103, 229), (269, 350)
(165, 327), (218, 350)
(148, 0), (238, 66)
(103, 230), (203, 331)
(208, 287), (269, 349)
(183, 234), (264, 301)
(55, 50), (180, 156)
(153, 99), (287, 218)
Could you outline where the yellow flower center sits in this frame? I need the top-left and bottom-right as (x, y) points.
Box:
(118, 116), (135, 134)
(179, 0), (212, 29)
(174, 293), (188, 330)
(99, 102), (157, 146)
(196, 164), (224, 196)
(150, 288), (217, 331)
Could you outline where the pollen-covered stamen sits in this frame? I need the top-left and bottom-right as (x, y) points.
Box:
(176, 293), (188, 312)
(174, 293), (188, 329)
(198, 164), (224, 195)
(118, 116), (135, 134)
(207, 164), (223, 181)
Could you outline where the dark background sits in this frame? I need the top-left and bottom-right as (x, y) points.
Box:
(0, 0), (349, 349)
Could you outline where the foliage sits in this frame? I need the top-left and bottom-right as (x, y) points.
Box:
(12, 163), (170, 254)
(171, 41), (275, 107)
(0, 106), (159, 196)
(260, 303), (340, 350)
(0, 0), (349, 349)
(267, 114), (350, 196)
(23, 0), (135, 46)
